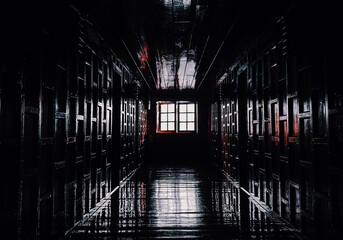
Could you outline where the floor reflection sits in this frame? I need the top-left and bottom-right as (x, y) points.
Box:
(67, 163), (303, 239)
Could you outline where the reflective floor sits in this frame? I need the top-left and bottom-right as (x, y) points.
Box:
(67, 162), (303, 239)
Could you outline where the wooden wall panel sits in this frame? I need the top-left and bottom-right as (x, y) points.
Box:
(0, 5), (149, 240)
(210, 8), (343, 239)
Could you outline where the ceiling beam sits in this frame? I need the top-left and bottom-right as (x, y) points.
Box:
(121, 38), (152, 90)
(190, 34), (210, 88)
(196, 15), (239, 91)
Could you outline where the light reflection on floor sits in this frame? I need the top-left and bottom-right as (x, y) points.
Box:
(149, 169), (200, 227)
(66, 163), (303, 239)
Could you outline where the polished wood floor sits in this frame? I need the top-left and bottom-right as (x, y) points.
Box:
(67, 161), (303, 239)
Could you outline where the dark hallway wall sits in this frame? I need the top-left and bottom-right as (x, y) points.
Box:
(150, 133), (199, 163)
(0, 3), (148, 239)
(208, 3), (343, 240)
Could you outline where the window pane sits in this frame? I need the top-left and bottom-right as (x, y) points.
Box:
(168, 104), (175, 112)
(161, 104), (168, 113)
(188, 122), (195, 131)
(180, 123), (187, 131)
(158, 101), (196, 133)
(187, 113), (194, 121)
(168, 122), (175, 131)
(179, 104), (187, 112)
(161, 113), (168, 121)
(168, 113), (175, 121)
(188, 104), (195, 112)
(180, 113), (186, 121)
(161, 123), (168, 131)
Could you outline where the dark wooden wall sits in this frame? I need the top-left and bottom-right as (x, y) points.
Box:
(209, 5), (343, 240)
(0, 5), (148, 240)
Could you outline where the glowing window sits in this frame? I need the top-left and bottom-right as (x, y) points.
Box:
(179, 103), (195, 131)
(157, 101), (196, 133)
(159, 102), (175, 131)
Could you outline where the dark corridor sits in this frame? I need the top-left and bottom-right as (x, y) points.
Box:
(1, 0), (343, 240)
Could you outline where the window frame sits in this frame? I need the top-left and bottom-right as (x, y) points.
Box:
(178, 102), (195, 132)
(157, 101), (196, 133)
(158, 101), (176, 132)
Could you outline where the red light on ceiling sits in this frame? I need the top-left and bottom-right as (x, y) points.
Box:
(140, 44), (149, 70)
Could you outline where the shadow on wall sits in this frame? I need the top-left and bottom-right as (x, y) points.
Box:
(149, 133), (199, 164)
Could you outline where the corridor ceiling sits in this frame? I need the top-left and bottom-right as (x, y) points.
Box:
(82, 0), (294, 91)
